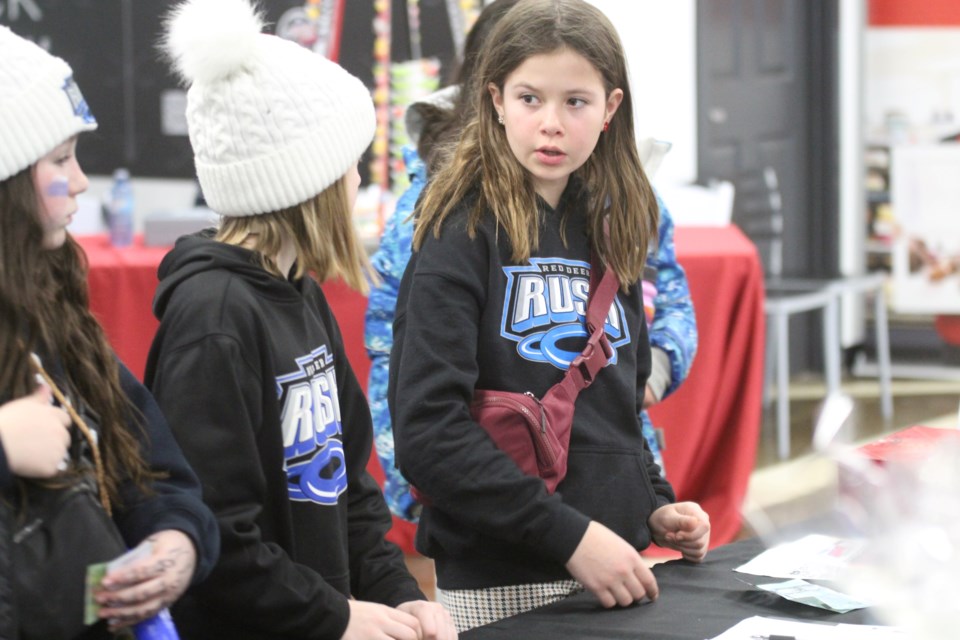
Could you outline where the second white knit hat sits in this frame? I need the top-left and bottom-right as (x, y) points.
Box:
(164, 0), (376, 217)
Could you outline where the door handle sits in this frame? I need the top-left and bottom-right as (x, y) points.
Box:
(708, 106), (728, 124)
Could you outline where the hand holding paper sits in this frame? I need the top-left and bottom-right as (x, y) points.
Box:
(95, 530), (196, 631)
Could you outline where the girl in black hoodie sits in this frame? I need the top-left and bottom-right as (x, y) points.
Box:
(145, 1), (455, 639)
(389, 0), (710, 631)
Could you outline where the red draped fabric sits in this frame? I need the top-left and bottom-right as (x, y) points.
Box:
(648, 225), (765, 551)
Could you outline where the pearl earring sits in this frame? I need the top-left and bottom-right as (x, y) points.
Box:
(498, 113), (504, 125)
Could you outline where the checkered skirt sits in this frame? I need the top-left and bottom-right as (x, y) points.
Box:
(438, 579), (584, 632)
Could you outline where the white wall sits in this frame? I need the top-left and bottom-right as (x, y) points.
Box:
(838, 0), (867, 345)
(865, 28), (960, 142)
(587, 0), (698, 185)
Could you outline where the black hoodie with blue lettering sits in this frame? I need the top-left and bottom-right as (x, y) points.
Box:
(145, 232), (423, 640)
(390, 184), (676, 590)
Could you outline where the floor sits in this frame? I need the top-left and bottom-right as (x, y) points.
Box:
(403, 374), (960, 600)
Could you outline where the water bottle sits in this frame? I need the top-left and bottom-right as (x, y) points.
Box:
(108, 168), (134, 248)
(133, 608), (180, 640)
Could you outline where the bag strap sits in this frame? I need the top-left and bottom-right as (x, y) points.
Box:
(28, 356), (112, 515)
(555, 252), (619, 396)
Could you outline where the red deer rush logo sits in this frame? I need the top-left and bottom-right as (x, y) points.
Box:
(500, 258), (628, 370)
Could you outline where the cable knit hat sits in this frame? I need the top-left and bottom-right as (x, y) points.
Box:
(0, 26), (97, 182)
(164, 0), (376, 217)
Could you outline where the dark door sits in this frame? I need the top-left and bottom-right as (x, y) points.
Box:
(697, 0), (838, 279)
(697, 0), (839, 372)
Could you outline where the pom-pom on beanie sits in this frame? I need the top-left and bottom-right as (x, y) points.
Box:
(0, 26), (97, 182)
(163, 0), (376, 217)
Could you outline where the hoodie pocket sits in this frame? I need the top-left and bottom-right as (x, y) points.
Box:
(558, 447), (659, 550)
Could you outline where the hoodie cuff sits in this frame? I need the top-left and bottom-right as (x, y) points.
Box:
(535, 504), (592, 565)
(646, 348), (672, 404)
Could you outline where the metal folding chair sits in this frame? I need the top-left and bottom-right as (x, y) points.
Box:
(742, 168), (892, 459)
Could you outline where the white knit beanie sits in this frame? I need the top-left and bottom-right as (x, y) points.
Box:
(0, 26), (98, 182)
(164, 0), (376, 217)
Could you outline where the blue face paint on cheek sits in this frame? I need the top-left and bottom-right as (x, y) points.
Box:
(45, 176), (69, 197)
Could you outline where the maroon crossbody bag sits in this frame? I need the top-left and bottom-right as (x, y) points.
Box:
(412, 254), (619, 503)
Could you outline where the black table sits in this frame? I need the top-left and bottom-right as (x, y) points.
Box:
(461, 537), (879, 639)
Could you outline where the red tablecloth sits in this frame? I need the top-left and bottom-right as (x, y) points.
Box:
(649, 225), (765, 549)
(77, 235), (371, 384)
(77, 225), (764, 552)
(80, 236), (167, 380)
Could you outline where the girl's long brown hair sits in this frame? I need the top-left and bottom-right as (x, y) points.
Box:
(413, 0), (658, 290)
(0, 168), (152, 506)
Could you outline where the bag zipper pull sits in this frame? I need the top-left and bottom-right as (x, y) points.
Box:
(524, 391), (548, 435)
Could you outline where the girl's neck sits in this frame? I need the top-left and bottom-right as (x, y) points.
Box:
(536, 180), (567, 210)
(240, 232), (296, 279)
(275, 238), (296, 279)
(537, 176), (572, 211)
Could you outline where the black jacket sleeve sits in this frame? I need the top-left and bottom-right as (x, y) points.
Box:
(112, 361), (220, 585)
(0, 437), (11, 492)
(148, 333), (354, 639)
(0, 479), (15, 639)
(312, 289), (424, 607)
(634, 327), (675, 510)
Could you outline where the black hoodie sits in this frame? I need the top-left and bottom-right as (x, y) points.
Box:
(145, 233), (422, 640)
(390, 187), (676, 590)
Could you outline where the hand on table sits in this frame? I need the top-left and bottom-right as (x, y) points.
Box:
(0, 386), (71, 478)
(343, 600), (422, 640)
(565, 521), (658, 608)
(97, 529), (197, 631)
(396, 600), (458, 639)
(648, 501), (710, 562)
